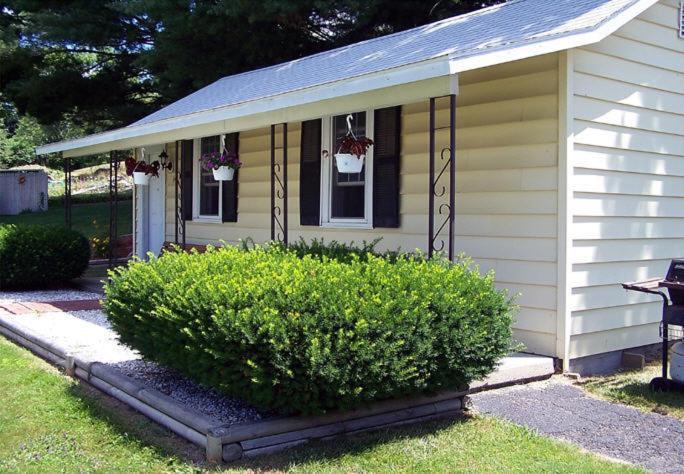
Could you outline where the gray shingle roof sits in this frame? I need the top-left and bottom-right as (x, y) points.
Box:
(133, 0), (645, 127)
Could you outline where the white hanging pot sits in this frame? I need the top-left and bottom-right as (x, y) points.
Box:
(335, 153), (365, 173)
(133, 171), (151, 185)
(213, 166), (235, 181)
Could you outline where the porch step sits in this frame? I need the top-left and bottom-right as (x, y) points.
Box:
(470, 352), (556, 393)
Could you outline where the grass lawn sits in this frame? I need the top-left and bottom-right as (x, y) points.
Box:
(0, 337), (642, 473)
(581, 363), (684, 420)
(0, 199), (132, 240)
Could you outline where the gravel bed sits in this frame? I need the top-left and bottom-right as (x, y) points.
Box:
(0, 306), (265, 426)
(0, 289), (100, 304)
(112, 359), (264, 425)
(0, 310), (135, 364)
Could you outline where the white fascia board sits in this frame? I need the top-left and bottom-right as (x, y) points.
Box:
(37, 56), (451, 157)
(449, 0), (658, 74)
(58, 74), (455, 157)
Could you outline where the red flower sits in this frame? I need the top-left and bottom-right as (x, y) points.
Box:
(338, 135), (374, 157)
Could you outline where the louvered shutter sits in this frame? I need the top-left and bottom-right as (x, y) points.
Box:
(373, 106), (401, 228)
(221, 132), (239, 222)
(181, 139), (194, 221)
(299, 119), (322, 226)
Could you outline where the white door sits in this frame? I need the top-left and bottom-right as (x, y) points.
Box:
(135, 144), (166, 258)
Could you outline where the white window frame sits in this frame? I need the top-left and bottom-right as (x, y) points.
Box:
(192, 136), (223, 222)
(319, 109), (374, 229)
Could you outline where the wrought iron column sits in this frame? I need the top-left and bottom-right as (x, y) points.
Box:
(270, 123), (288, 244)
(63, 152), (72, 229)
(174, 140), (185, 247)
(108, 150), (119, 268)
(428, 94), (457, 260)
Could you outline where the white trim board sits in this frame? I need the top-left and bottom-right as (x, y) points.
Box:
(38, 62), (453, 157)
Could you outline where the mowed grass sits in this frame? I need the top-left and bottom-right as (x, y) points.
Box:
(0, 199), (131, 240)
(581, 363), (684, 420)
(0, 337), (642, 473)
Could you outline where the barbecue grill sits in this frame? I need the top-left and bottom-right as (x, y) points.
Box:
(622, 259), (684, 392)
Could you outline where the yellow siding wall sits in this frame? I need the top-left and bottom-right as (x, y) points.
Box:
(569, 0), (684, 358)
(164, 53), (561, 356)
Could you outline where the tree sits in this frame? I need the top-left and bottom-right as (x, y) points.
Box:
(1, 1), (501, 132)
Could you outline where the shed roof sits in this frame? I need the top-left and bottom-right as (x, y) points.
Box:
(37, 0), (657, 156)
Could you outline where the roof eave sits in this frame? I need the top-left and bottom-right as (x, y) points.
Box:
(449, 0), (658, 74)
(36, 56), (452, 157)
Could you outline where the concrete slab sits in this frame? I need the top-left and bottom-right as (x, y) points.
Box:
(470, 352), (555, 392)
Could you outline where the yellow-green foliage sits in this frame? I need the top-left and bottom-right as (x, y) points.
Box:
(0, 224), (90, 288)
(104, 245), (515, 415)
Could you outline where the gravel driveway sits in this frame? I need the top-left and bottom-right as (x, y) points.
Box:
(472, 379), (684, 474)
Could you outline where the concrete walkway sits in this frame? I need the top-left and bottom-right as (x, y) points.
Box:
(472, 378), (684, 474)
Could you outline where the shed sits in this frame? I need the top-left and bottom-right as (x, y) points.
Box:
(36, 0), (684, 374)
(0, 170), (49, 215)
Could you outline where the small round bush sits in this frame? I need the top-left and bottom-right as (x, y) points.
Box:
(0, 224), (91, 289)
(104, 245), (514, 415)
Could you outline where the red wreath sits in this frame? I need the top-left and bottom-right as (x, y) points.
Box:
(18, 175), (26, 185)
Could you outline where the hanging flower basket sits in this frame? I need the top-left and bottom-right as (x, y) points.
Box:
(200, 148), (242, 181)
(125, 153), (160, 186)
(334, 114), (373, 173)
(334, 153), (365, 173)
(132, 171), (152, 185)
(212, 166), (235, 181)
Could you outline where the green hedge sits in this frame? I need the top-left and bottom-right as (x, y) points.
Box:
(104, 245), (515, 415)
(0, 224), (90, 288)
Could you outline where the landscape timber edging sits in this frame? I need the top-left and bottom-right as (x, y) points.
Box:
(0, 315), (468, 464)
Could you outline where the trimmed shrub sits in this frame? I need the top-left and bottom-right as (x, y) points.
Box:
(281, 237), (383, 263)
(104, 245), (515, 415)
(0, 224), (91, 288)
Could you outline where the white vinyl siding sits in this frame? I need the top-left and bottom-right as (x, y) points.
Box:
(569, 0), (684, 359)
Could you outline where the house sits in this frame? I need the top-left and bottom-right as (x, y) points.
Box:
(36, 0), (684, 374)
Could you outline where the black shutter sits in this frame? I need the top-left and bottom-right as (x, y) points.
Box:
(222, 132), (239, 222)
(299, 119), (322, 226)
(181, 139), (193, 221)
(373, 106), (401, 228)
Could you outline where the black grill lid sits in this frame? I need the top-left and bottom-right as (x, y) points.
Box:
(665, 259), (684, 283)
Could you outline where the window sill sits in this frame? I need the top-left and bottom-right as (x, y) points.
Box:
(320, 221), (373, 230)
(193, 216), (222, 224)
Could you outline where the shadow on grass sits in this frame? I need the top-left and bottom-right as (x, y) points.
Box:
(579, 367), (684, 418)
(230, 414), (470, 471)
(63, 379), (208, 467)
(62, 375), (470, 471)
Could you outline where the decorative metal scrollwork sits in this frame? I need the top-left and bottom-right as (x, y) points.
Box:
(63, 153), (72, 229)
(428, 94), (457, 260)
(271, 123), (288, 244)
(174, 141), (185, 248)
(108, 150), (120, 268)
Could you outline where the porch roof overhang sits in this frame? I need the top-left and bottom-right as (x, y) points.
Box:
(35, 0), (658, 158)
(37, 59), (458, 158)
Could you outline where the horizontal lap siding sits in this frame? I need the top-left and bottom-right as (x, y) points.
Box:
(400, 55), (560, 357)
(164, 54), (560, 356)
(569, 0), (684, 359)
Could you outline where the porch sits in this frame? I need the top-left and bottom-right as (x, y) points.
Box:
(55, 54), (561, 360)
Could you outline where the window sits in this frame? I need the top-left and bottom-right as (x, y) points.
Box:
(195, 135), (221, 219)
(680, 1), (684, 38)
(320, 110), (373, 227)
